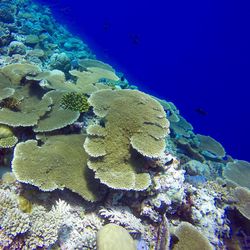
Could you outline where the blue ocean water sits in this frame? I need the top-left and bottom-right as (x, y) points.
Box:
(37, 0), (250, 161)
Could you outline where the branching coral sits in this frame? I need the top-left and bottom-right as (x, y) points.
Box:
(0, 189), (30, 248)
(60, 92), (90, 112)
(84, 89), (169, 190)
(12, 134), (103, 201)
(99, 206), (145, 235)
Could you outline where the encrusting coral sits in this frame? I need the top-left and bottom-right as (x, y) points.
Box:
(85, 89), (170, 190)
(12, 134), (103, 201)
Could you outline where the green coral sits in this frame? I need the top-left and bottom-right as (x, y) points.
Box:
(12, 134), (103, 201)
(60, 92), (90, 112)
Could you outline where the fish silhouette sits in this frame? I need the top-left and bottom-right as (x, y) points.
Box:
(195, 107), (207, 116)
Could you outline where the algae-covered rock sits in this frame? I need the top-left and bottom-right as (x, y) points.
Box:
(85, 89), (169, 190)
(12, 134), (103, 201)
(97, 223), (136, 250)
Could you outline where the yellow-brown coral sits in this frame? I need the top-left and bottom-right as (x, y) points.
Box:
(84, 89), (169, 190)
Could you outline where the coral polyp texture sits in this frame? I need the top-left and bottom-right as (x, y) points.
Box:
(60, 91), (90, 112)
(12, 134), (102, 201)
(85, 89), (169, 190)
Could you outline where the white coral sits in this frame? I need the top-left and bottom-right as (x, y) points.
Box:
(59, 212), (103, 250)
(190, 186), (230, 246)
(99, 206), (145, 235)
(0, 188), (30, 241)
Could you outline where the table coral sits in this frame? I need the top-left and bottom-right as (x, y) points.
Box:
(12, 134), (103, 201)
(33, 90), (80, 132)
(85, 89), (169, 190)
(223, 160), (250, 189)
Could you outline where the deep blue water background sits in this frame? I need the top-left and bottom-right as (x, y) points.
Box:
(37, 0), (250, 161)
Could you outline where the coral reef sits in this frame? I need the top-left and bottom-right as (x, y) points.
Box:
(0, 0), (249, 249)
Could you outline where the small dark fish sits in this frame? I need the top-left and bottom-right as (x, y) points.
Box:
(129, 33), (140, 45)
(195, 107), (207, 116)
(103, 20), (110, 32)
(59, 6), (72, 15)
